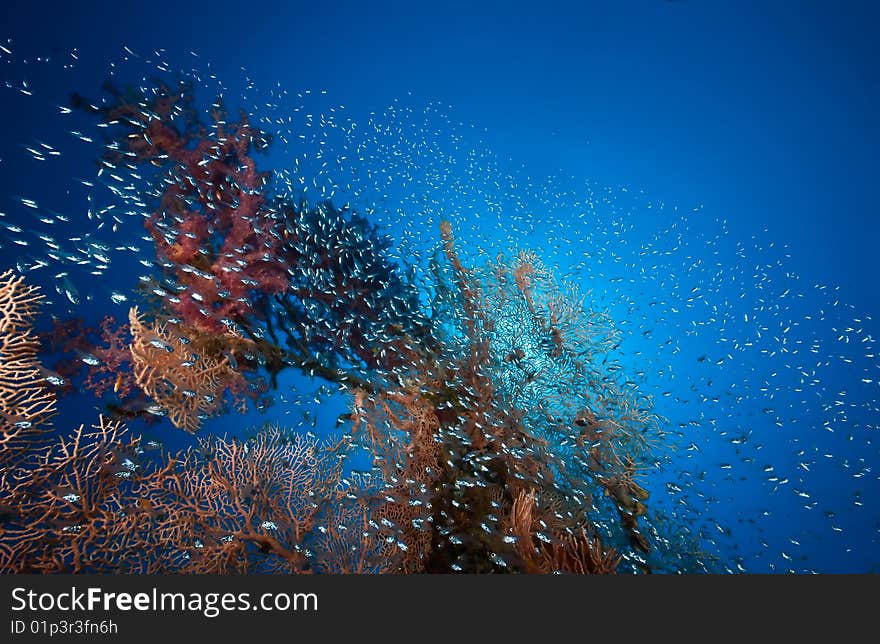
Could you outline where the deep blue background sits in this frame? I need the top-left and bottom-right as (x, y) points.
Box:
(5, 0), (877, 304)
(1, 0), (877, 573)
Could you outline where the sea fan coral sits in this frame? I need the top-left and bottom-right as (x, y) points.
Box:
(0, 73), (670, 576)
(338, 222), (660, 572)
(129, 424), (348, 573)
(0, 269), (55, 454)
(0, 416), (146, 573)
(128, 307), (252, 432)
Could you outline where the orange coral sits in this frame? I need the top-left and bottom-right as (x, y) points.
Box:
(0, 416), (152, 573)
(350, 383), (442, 572)
(0, 205), (663, 574)
(346, 229), (562, 572)
(537, 531), (621, 574)
(477, 237), (660, 554)
(132, 424), (346, 573)
(0, 269), (55, 455)
(2, 416), (355, 573)
(128, 307), (252, 432)
(506, 489), (620, 574)
(0, 272), (363, 574)
(350, 223), (662, 571)
(310, 472), (389, 574)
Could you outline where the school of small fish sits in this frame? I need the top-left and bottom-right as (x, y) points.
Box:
(0, 40), (877, 573)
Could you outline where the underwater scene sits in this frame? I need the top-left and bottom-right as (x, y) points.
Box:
(0, 2), (877, 574)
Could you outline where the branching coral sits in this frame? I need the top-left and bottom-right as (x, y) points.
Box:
(0, 212), (664, 574)
(456, 231), (661, 555)
(342, 222), (662, 572)
(0, 416), (152, 573)
(130, 424), (348, 573)
(128, 307), (253, 432)
(2, 209), (663, 574)
(0, 271), (347, 573)
(350, 382), (443, 572)
(310, 482), (390, 574)
(2, 418), (355, 574)
(506, 489), (621, 574)
(0, 269), (55, 455)
(0, 75), (670, 575)
(87, 82), (431, 405)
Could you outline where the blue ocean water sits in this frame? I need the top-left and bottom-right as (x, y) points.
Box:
(0, 1), (877, 573)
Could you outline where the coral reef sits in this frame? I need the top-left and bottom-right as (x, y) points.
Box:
(128, 307), (253, 432)
(0, 79), (666, 574)
(0, 269), (55, 456)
